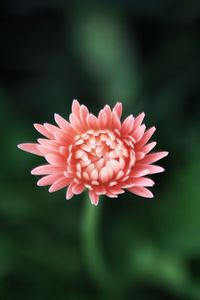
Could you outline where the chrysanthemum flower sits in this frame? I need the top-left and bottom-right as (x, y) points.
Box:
(18, 100), (168, 205)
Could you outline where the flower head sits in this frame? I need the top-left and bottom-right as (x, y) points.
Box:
(18, 100), (168, 205)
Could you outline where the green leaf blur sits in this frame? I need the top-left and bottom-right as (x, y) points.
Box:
(1, 1), (200, 299)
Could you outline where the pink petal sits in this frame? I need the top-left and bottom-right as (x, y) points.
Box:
(49, 177), (71, 192)
(69, 113), (84, 133)
(31, 164), (64, 175)
(34, 123), (53, 139)
(95, 186), (106, 195)
(37, 174), (62, 186)
(45, 154), (66, 166)
(134, 112), (145, 128)
(104, 105), (112, 128)
(111, 110), (121, 131)
(72, 183), (84, 195)
(89, 190), (99, 206)
(54, 114), (74, 136)
(131, 177), (155, 187)
(44, 123), (60, 134)
(136, 126), (156, 148)
(130, 168), (150, 177)
(18, 143), (43, 156)
(87, 114), (99, 130)
(113, 102), (122, 119)
(80, 105), (89, 129)
(128, 186), (154, 198)
(141, 142), (157, 153)
(141, 151), (169, 164)
(121, 115), (134, 136)
(133, 124), (146, 142)
(98, 110), (107, 129)
(37, 138), (60, 152)
(72, 99), (81, 118)
(145, 165), (165, 174)
(99, 167), (109, 183)
(53, 131), (73, 144)
(66, 182), (76, 200)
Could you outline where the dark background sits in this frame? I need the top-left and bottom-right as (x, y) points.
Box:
(1, 0), (200, 299)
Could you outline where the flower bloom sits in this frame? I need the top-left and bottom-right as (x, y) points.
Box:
(18, 100), (168, 205)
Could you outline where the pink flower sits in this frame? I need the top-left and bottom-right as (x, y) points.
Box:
(18, 100), (168, 205)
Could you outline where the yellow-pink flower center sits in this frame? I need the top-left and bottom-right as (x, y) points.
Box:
(67, 129), (136, 189)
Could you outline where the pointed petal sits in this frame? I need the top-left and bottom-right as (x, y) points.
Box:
(31, 164), (64, 175)
(45, 154), (66, 166)
(72, 183), (85, 195)
(121, 115), (134, 136)
(54, 113), (75, 136)
(141, 151), (169, 164)
(49, 177), (71, 192)
(113, 102), (122, 119)
(66, 182), (76, 200)
(134, 112), (145, 128)
(17, 143), (43, 156)
(80, 105), (89, 129)
(128, 186), (153, 198)
(131, 177), (155, 187)
(137, 126), (156, 148)
(87, 113), (99, 130)
(89, 190), (99, 206)
(72, 99), (81, 118)
(141, 142), (157, 153)
(37, 174), (62, 186)
(34, 123), (53, 139)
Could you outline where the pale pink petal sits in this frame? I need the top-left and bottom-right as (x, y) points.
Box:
(141, 151), (169, 164)
(37, 174), (62, 186)
(133, 112), (145, 128)
(49, 177), (71, 192)
(130, 168), (149, 177)
(99, 167), (109, 183)
(17, 143), (43, 156)
(113, 102), (122, 119)
(121, 115), (134, 136)
(98, 110), (107, 129)
(80, 105), (89, 129)
(111, 110), (121, 131)
(45, 153), (66, 166)
(31, 164), (64, 175)
(131, 177), (155, 187)
(72, 183), (85, 195)
(89, 190), (99, 206)
(132, 124), (146, 142)
(87, 114), (99, 130)
(37, 138), (60, 152)
(34, 123), (53, 139)
(145, 165), (165, 174)
(136, 126), (156, 148)
(54, 114), (75, 137)
(104, 105), (112, 128)
(69, 113), (84, 133)
(66, 182), (76, 200)
(128, 186), (153, 198)
(72, 99), (81, 119)
(44, 123), (60, 134)
(141, 142), (157, 153)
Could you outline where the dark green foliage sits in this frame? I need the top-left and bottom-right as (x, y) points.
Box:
(0, 0), (200, 299)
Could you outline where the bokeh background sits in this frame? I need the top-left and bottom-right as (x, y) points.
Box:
(1, 0), (200, 299)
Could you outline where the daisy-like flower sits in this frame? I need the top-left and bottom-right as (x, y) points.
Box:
(18, 100), (168, 205)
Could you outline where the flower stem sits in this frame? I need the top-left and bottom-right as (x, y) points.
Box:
(81, 195), (122, 296)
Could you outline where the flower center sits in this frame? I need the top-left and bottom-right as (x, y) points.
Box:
(67, 129), (135, 188)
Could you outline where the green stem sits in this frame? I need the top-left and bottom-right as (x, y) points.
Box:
(81, 195), (121, 296)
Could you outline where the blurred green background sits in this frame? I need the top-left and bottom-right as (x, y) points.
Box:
(1, 0), (200, 299)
